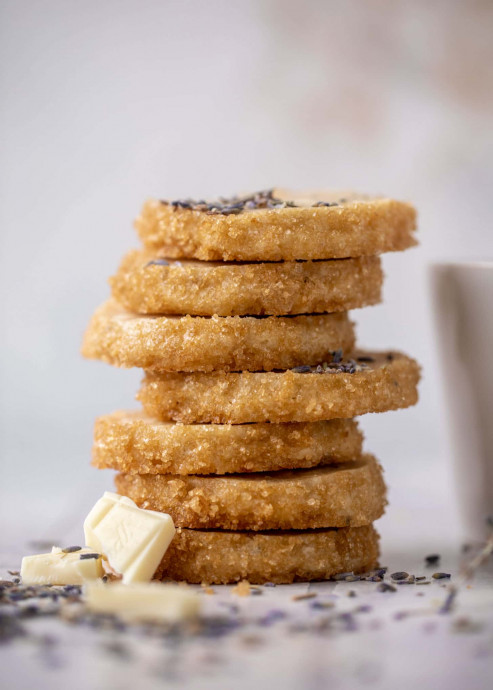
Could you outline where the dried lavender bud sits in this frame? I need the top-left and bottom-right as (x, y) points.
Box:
(331, 349), (343, 364)
(79, 553), (100, 560)
(258, 609), (286, 626)
(61, 546), (82, 553)
(391, 572), (409, 581)
(291, 365), (312, 373)
(439, 589), (457, 614)
(432, 572), (451, 580)
(311, 601), (335, 610)
(425, 554), (440, 566)
(337, 612), (358, 630)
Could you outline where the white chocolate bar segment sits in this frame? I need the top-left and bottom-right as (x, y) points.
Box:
(85, 582), (200, 623)
(83, 492), (135, 554)
(84, 492), (175, 583)
(21, 547), (104, 585)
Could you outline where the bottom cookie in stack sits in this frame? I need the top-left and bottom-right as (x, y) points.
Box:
(155, 525), (380, 585)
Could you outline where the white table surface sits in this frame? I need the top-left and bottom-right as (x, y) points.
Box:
(1, 516), (492, 690)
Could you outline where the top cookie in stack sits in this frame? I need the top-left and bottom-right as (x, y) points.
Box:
(82, 189), (419, 585)
(135, 189), (416, 262)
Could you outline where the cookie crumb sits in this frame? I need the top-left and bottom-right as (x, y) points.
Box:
(292, 592), (317, 601)
(232, 580), (251, 597)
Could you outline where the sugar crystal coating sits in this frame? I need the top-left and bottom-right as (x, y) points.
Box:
(93, 411), (363, 474)
(110, 250), (383, 316)
(82, 300), (356, 373)
(138, 351), (420, 424)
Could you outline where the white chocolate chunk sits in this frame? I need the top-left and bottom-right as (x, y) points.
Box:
(21, 547), (104, 585)
(85, 582), (200, 623)
(83, 492), (134, 554)
(84, 492), (175, 583)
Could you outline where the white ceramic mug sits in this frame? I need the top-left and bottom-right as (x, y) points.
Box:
(430, 262), (493, 541)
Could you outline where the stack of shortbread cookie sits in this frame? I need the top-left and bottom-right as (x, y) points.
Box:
(82, 189), (420, 584)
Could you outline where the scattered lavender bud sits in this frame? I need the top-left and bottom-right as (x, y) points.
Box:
(425, 554), (440, 567)
(377, 583), (397, 593)
(391, 572), (409, 581)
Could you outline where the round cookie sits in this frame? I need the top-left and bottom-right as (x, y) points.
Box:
(155, 524), (380, 584)
(81, 300), (355, 373)
(115, 455), (386, 530)
(135, 189), (417, 261)
(93, 411), (363, 475)
(110, 251), (383, 316)
(138, 351), (420, 424)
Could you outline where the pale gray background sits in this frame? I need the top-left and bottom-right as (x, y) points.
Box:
(1, 0), (492, 547)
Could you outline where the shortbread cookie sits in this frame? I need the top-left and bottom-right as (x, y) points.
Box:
(93, 412), (363, 474)
(115, 455), (386, 530)
(155, 524), (380, 584)
(81, 300), (355, 373)
(136, 189), (417, 261)
(110, 250), (383, 316)
(138, 351), (420, 424)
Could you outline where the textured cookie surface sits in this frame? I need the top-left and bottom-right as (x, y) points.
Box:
(93, 411), (363, 475)
(136, 189), (417, 261)
(138, 351), (420, 423)
(81, 300), (355, 373)
(115, 454), (386, 530)
(110, 250), (383, 316)
(155, 525), (380, 584)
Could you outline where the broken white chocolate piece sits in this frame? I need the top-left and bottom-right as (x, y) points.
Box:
(85, 581), (200, 623)
(21, 547), (104, 585)
(83, 492), (175, 583)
